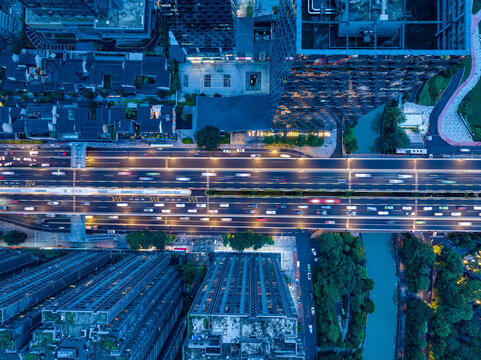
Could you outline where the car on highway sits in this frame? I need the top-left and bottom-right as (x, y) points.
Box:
(9, 200), (18, 204)
(280, 154), (291, 158)
(154, 203), (165, 207)
(219, 203), (229, 208)
(321, 205), (332, 209)
(179, 217), (190, 220)
(316, 210), (327, 215)
(107, 230), (116, 234)
(161, 209), (171, 213)
(451, 212), (462, 217)
(236, 148), (245, 152)
(415, 220), (426, 225)
(434, 212), (444, 216)
(474, 206), (481, 210)
(176, 177), (191, 181)
(406, 212), (416, 216)
(389, 179), (404, 184)
(321, 199), (340, 204)
(201, 172), (217, 177)
(402, 206), (412, 211)
(442, 180), (456, 184)
(298, 205), (308, 209)
(276, 204), (287, 209)
(236, 173), (251, 177)
(311, 307), (315, 315)
(398, 174), (413, 179)
(294, 210), (303, 215)
(385, 205), (394, 210)
(24, 207), (34, 211)
(52, 170), (66, 176)
(47, 201), (59, 205)
(144, 208), (154, 212)
(0, 206), (7, 210)
(256, 217), (267, 222)
(309, 325), (313, 334)
(118, 171), (132, 176)
(187, 209), (197, 213)
(248, 204), (257, 208)
(307, 272), (312, 280)
(311, 248), (317, 256)
(41, 163), (50, 167)
(250, 154), (259, 158)
(196, 203), (207, 208)
(367, 206), (377, 211)
(458, 222), (472, 226)
(200, 218), (210, 221)
(108, 215), (119, 219)
(176, 204), (186, 208)
(244, 209), (256, 214)
(378, 211), (389, 215)
(81, 201), (90, 205)
(221, 218), (232, 222)
(423, 207), (433, 211)
(297, 296), (301, 304)
(346, 211), (356, 216)
(307, 264), (311, 272)
(456, 206), (467, 210)
(266, 210), (276, 214)
(355, 173), (371, 178)
(222, 149), (232, 153)
(209, 209), (219, 213)
(324, 220), (336, 224)
(439, 206), (449, 210)
(116, 203), (128, 207)
(2, 171), (14, 175)
(346, 205), (357, 210)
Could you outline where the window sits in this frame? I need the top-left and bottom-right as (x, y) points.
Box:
(223, 74), (231, 88)
(204, 74), (211, 88)
(183, 74), (189, 87)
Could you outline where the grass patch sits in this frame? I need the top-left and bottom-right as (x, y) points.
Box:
(182, 137), (193, 144)
(0, 140), (44, 144)
(458, 76), (481, 140)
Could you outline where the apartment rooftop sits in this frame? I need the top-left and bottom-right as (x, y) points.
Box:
(0, 252), (110, 324)
(191, 253), (296, 318)
(43, 254), (170, 325)
(300, 0), (470, 54)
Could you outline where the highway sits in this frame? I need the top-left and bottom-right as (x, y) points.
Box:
(0, 147), (481, 233)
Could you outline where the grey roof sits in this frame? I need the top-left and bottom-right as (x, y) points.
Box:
(57, 108), (77, 133)
(78, 107), (102, 139)
(196, 95), (271, 132)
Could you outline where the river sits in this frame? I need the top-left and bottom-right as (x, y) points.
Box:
(362, 233), (399, 360)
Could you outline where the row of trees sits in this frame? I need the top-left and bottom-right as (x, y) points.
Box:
(263, 134), (325, 148)
(447, 232), (481, 253)
(125, 230), (173, 250)
(222, 231), (273, 251)
(314, 232), (374, 351)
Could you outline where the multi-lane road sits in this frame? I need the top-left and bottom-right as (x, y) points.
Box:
(1, 146), (481, 233)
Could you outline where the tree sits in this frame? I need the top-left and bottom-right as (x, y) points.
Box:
(222, 231), (273, 251)
(343, 126), (358, 154)
(380, 105), (410, 154)
(125, 230), (171, 250)
(362, 298), (375, 314)
(81, 88), (95, 99)
(402, 233), (435, 293)
(194, 125), (222, 151)
(2, 230), (27, 246)
(180, 263), (197, 287)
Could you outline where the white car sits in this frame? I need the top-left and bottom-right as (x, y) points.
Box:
(474, 206), (481, 210)
(346, 206), (357, 210)
(266, 210), (276, 215)
(108, 215), (119, 219)
(201, 172), (216, 177)
(209, 209), (219, 214)
(24, 207), (34, 211)
(180, 217), (190, 220)
(154, 203), (165, 207)
(298, 205), (308, 209)
(307, 272), (312, 280)
(280, 154), (291, 158)
(187, 209), (197, 213)
(458, 222), (472, 226)
(451, 212), (462, 217)
(389, 179), (404, 184)
(311, 307), (315, 316)
(423, 207), (433, 211)
(139, 177), (153, 181)
(1, 171), (14, 175)
(176, 203), (186, 208)
(161, 209), (171, 213)
(52, 171), (66, 176)
(236, 173), (251, 177)
(47, 201), (59, 205)
(236, 148), (245, 152)
(434, 212), (444, 216)
(41, 163), (50, 167)
(200, 217), (210, 221)
(398, 174), (413, 179)
(311, 248), (317, 256)
(355, 173), (371, 178)
(309, 325), (313, 334)
(223, 149), (232, 153)
(176, 177), (191, 181)
(107, 230), (116, 234)
(196, 203), (207, 208)
(219, 203), (229, 208)
(144, 208), (154, 212)
(402, 206), (412, 211)
(378, 211), (389, 215)
(250, 154), (259, 158)
(221, 218), (232, 222)
(116, 203), (128, 207)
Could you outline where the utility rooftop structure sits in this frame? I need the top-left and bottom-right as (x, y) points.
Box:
(183, 253), (302, 360)
(300, 0), (469, 54)
(0, 252), (110, 324)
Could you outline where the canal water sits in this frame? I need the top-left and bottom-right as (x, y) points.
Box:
(362, 233), (398, 360)
(354, 105), (385, 154)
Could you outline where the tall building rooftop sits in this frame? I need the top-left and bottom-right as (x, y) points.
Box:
(0, 252), (110, 324)
(299, 0), (470, 55)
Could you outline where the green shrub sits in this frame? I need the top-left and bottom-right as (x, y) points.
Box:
(182, 137), (193, 144)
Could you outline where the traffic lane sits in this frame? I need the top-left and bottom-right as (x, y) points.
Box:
(416, 158), (481, 171)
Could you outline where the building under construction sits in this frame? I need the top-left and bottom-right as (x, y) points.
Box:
(183, 253), (302, 360)
(39, 253), (184, 360)
(270, 0), (469, 129)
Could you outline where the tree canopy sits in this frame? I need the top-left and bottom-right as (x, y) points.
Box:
(194, 125), (222, 151)
(263, 133), (325, 148)
(125, 230), (172, 250)
(343, 126), (358, 154)
(222, 231), (273, 251)
(402, 233), (436, 292)
(2, 230), (27, 246)
(379, 105), (410, 154)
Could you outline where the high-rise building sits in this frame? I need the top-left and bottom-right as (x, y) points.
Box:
(158, 0), (238, 50)
(182, 253), (303, 360)
(270, 0), (470, 130)
(18, 0), (109, 17)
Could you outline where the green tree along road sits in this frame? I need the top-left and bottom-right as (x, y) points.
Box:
(343, 126), (358, 154)
(222, 231), (273, 251)
(402, 233), (436, 293)
(194, 125), (222, 151)
(312, 232), (373, 359)
(404, 298), (433, 360)
(125, 230), (173, 250)
(1, 230), (28, 246)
